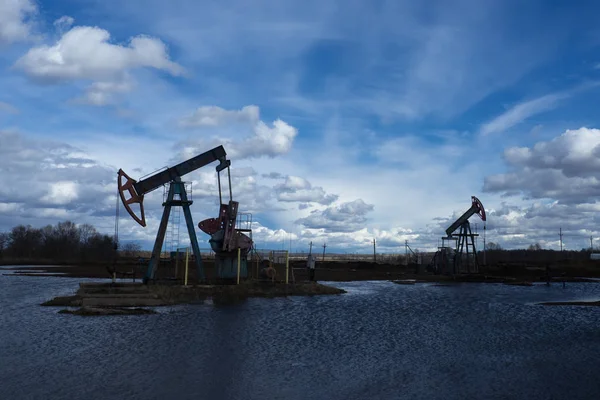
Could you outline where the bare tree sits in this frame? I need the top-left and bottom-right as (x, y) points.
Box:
(0, 232), (8, 259)
(527, 243), (542, 251)
(8, 225), (43, 258)
(122, 242), (142, 259)
(78, 224), (97, 247)
(486, 242), (502, 251)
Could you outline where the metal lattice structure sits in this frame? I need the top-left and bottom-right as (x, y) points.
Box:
(163, 182), (192, 256)
(432, 196), (486, 275)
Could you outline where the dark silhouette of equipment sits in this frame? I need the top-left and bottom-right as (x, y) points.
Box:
(117, 146), (230, 283)
(197, 188), (253, 281)
(431, 196), (486, 275)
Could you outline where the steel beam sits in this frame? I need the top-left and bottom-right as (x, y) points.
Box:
(144, 183), (175, 282)
(134, 146), (227, 195)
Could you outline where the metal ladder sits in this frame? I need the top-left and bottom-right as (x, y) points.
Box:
(162, 183), (182, 257)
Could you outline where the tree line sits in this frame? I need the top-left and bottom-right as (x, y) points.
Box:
(482, 241), (598, 264)
(485, 241), (596, 253)
(0, 221), (118, 263)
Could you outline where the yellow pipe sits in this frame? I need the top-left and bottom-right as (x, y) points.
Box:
(237, 247), (241, 285)
(285, 251), (289, 284)
(184, 247), (189, 286)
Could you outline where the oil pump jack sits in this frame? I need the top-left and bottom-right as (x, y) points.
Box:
(117, 145), (252, 284)
(432, 196), (486, 275)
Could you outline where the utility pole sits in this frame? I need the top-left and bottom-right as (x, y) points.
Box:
(322, 243), (327, 261)
(590, 236), (593, 251)
(308, 241), (313, 255)
(405, 240), (408, 266)
(373, 238), (376, 262)
(559, 227), (563, 252)
(483, 224), (487, 266)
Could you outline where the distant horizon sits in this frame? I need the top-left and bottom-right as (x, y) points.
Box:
(2, 219), (597, 256)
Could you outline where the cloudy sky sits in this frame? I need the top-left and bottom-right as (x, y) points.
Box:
(2, 0), (600, 253)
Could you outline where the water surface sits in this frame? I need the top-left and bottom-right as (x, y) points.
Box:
(1, 272), (599, 400)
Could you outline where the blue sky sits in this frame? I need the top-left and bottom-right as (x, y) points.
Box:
(3, 0), (600, 253)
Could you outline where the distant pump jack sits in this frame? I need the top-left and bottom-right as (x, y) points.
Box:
(431, 196), (486, 275)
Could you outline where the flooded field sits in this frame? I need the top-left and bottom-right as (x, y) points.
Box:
(1, 273), (600, 399)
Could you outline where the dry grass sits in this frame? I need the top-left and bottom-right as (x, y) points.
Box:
(41, 295), (81, 307)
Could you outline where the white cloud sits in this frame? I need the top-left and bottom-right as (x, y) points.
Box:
(178, 105), (298, 161)
(0, 202), (20, 213)
(480, 93), (568, 136)
(0, 101), (19, 114)
(484, 127), (600, 203)
(75, 80), (134, 106)
(15, 25), (185, 82)
(0, 0), (37, 44)
(262, 172), (284, 179)
(296, 199), (375, 233)
(250, 221), (426, 253)
(233, 119), (297, 158)
(275, 175), (338, 205)
(13, 23), (184, 106)
(179, 105), (260, 127)
(52, 16), (74, 33)
(41, 181), (79, 205)
(474, 201), (600, 251)
(480, 82), (600, 136)
(0, 130), (114, 220)
(276, 176), (310, 191)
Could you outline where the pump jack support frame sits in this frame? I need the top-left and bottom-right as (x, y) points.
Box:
(144, 178), (203, 283)
(453, 221), (479, 274)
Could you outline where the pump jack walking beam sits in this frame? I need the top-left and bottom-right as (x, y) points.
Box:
(118, 146), (229, 227)
(117, 145), (230, 283)
(445, 196), (486, 237)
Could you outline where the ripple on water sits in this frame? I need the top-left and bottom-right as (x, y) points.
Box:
(1, 275), (599, 400)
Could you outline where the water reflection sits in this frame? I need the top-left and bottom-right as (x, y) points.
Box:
(1, 274), (599, 400)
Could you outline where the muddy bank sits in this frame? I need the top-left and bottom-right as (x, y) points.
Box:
(539, 300), (600, 307)
(5, 260), (409, 281)
(392, 274), (598, 286)
(58, 307), (157, 316)
(7, 258), (600, 284)
(42, 280), (346, 316)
